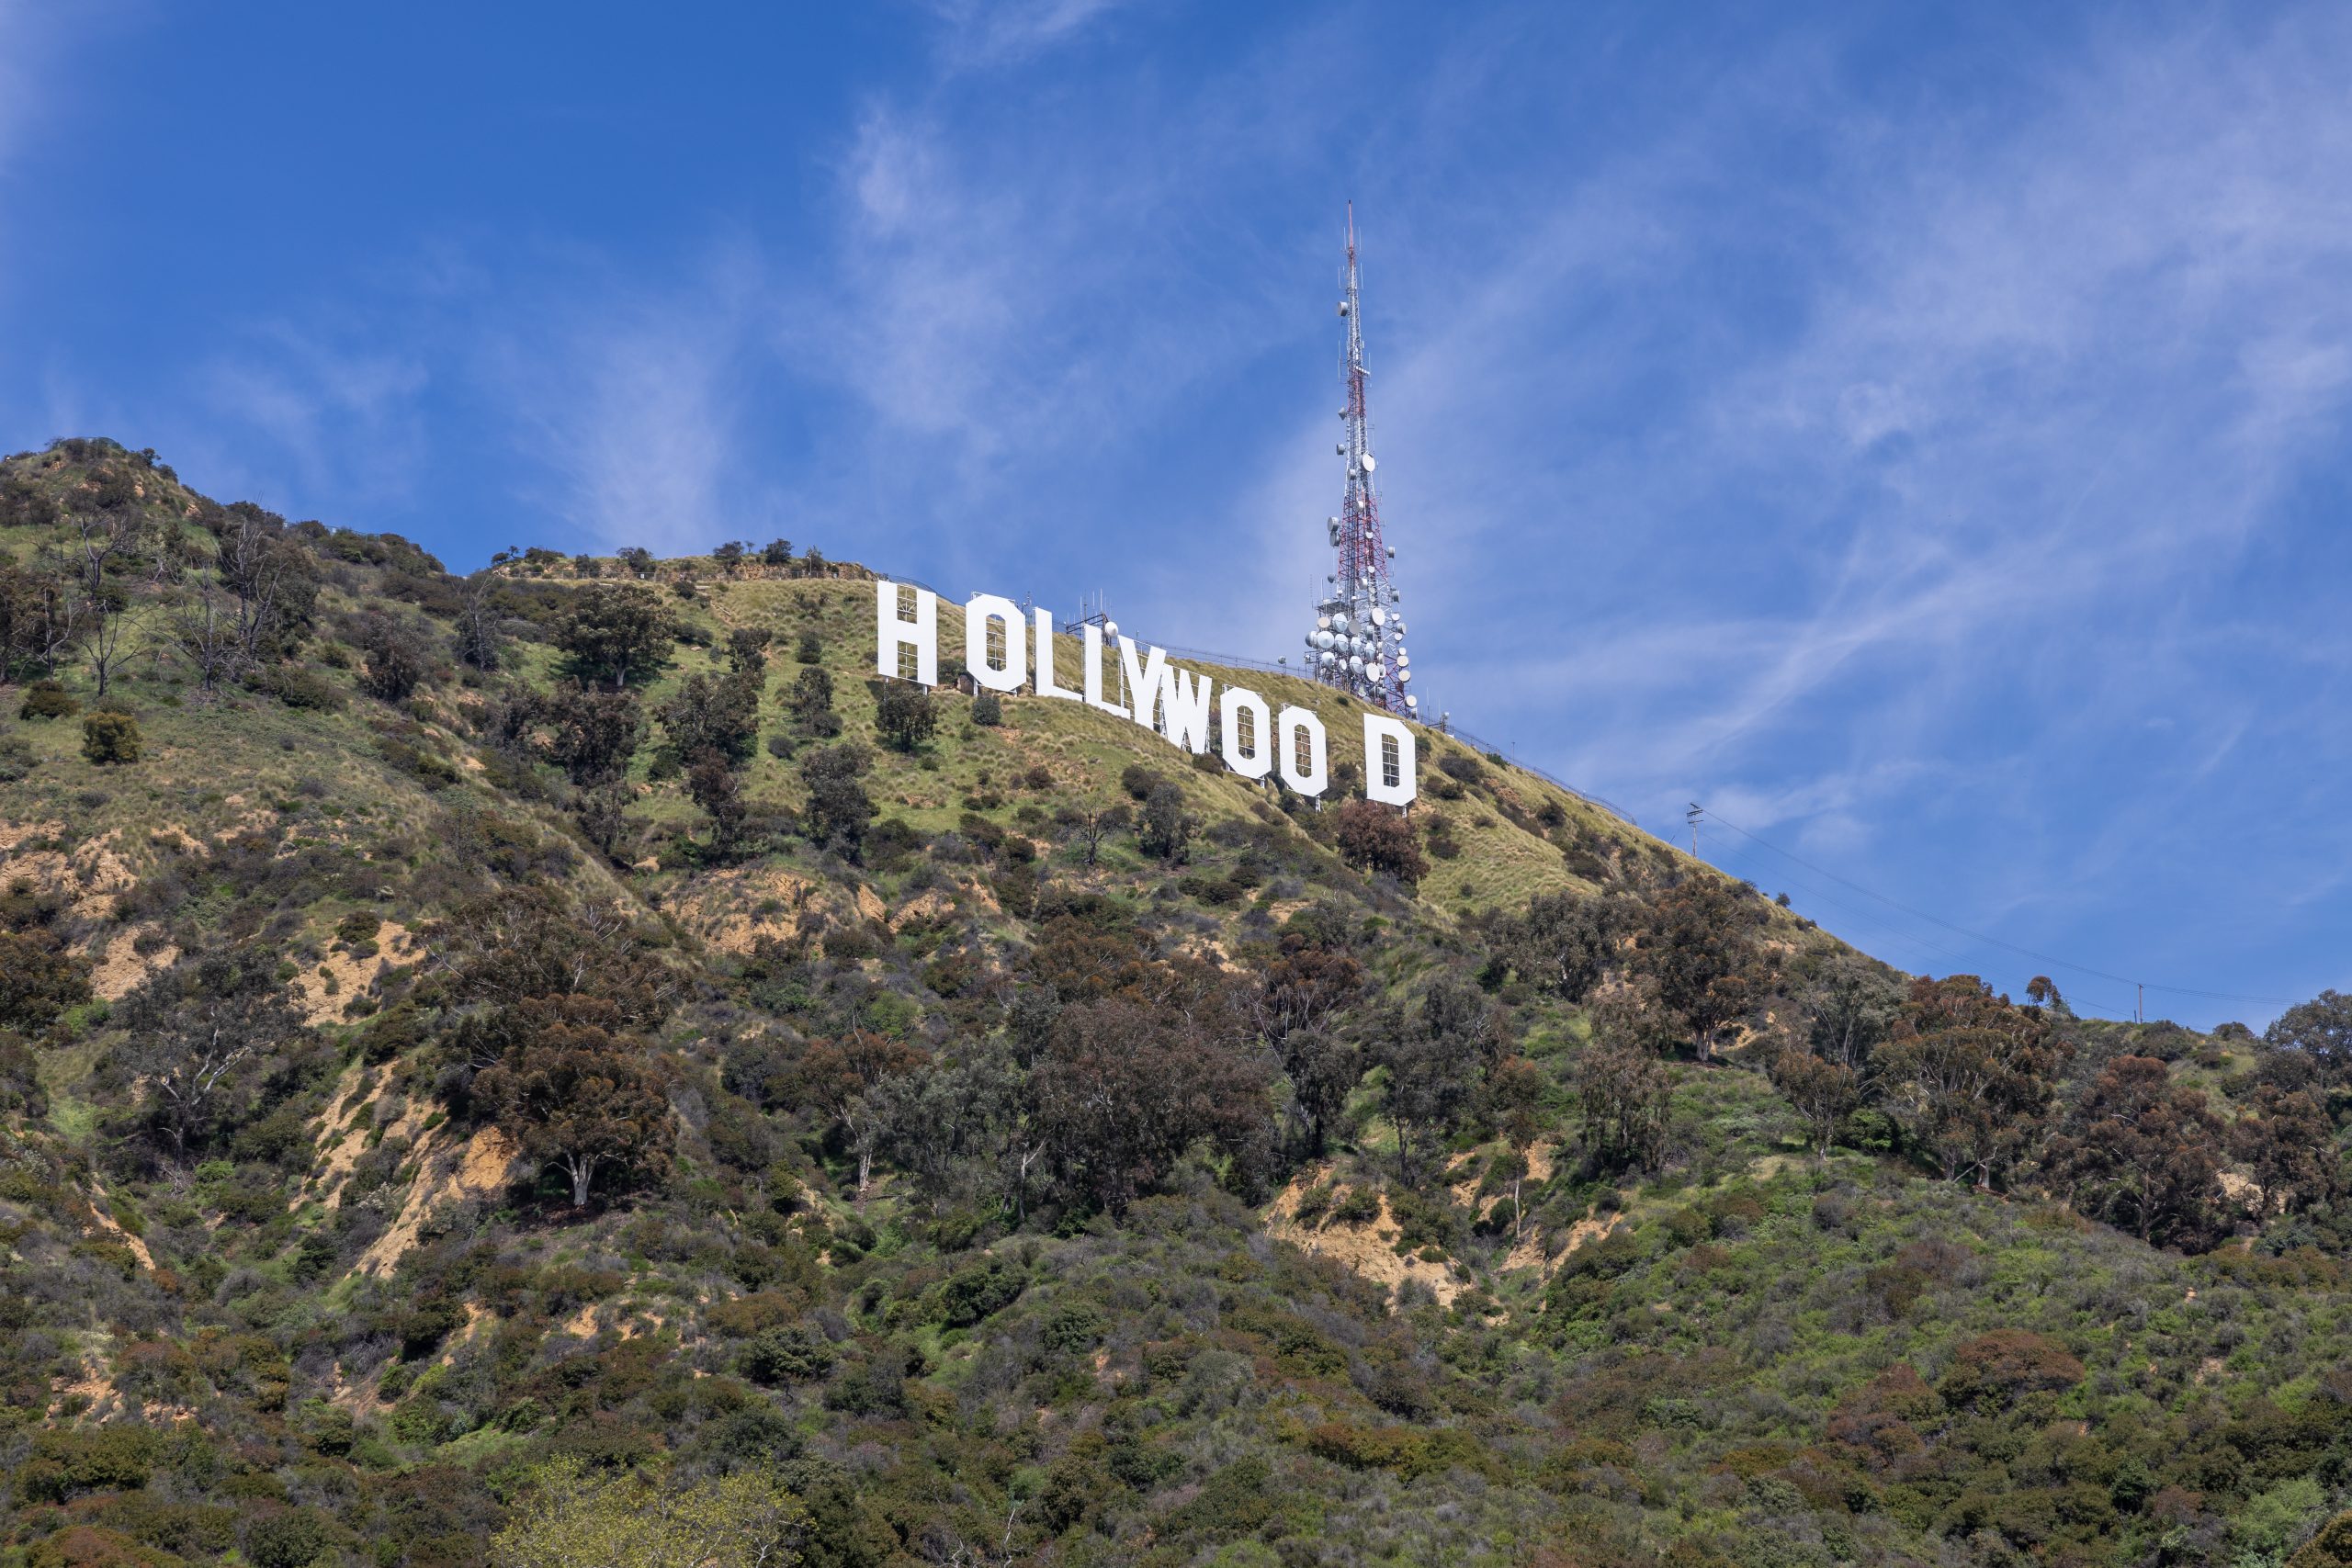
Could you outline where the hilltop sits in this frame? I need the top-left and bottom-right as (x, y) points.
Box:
(2, 435), (2351, 1568)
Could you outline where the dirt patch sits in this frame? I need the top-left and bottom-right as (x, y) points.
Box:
(300, 1059), (382, 1206)
(86, 926), (178, 1001)
(1265, 1165), (1463, 1309)
(0, 818), (64, 854)
(664, 863), (821, 954)
(82, 1187), (154, 1271)
(889, 887), (958, 931)
(293, 922), (419, 1024)
(2, 826), (141, 919)
(854, 884), (887, 924)
(1507, 1206), (1625, 1277)
(354, 1124), (521, 1276)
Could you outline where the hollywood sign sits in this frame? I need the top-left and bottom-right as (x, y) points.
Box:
(875, 581), (1417, 807)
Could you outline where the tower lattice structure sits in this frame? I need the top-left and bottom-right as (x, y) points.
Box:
(1303, 206), (1415, 716)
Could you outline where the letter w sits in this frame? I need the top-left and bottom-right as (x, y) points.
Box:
(1154, 665), (1215, 754)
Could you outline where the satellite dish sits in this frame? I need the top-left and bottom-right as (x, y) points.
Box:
(1360, 453), (1376, 472)
(1335, 443), (1346, 456)
(1338, 301), (1350, 316)
(1398, 668), (1412, 683)
(1367, 663), (1385, 682)
(1397, 651), (1409, 666)
(1102, 621), (1118, 638)
(1317, 615), (1331, 630)
(1332, 614), (1350, 633)
(1385, 546), (1395, 558)
(1349, 655), (1364, 674)
(1371, 608), (1386, 626)
(1404, 694), (1418, 709)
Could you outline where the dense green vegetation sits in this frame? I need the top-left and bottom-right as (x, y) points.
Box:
(2, 436), (2351, 1566)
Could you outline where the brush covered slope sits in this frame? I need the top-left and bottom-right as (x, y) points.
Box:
(2, 436), (2352, 1567)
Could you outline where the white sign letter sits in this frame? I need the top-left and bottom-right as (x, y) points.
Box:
(1221, 685), (1272, 780)
(1033, 609), (1081, 701)
(964, 594), (1025, 694)
(1083, 625), (1128, 718)
(1117, 637), (1170, 742)
(876, 581), (937, 686)
(1277, 705), (1329, 796)
(1157, 665), (1216, 755)
(1363, 712), (1417, 806)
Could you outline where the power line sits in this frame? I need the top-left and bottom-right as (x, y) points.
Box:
(1698, 804), (2295, 1010)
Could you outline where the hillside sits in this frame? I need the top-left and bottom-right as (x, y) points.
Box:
(2, 435), (2351, 1568)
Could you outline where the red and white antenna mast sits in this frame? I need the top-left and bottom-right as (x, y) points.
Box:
(1303, 203), (1415, 716)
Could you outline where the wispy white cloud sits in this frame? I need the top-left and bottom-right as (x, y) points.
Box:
(491, 251), (771, 556)
(922, 0), (1129, 71)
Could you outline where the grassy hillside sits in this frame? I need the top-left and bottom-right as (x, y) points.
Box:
(1, 436), (2350, 1568)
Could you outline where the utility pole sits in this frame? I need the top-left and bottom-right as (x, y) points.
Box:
(2136, 983), (2143, 1024)
(1686, 803), (1702, 858)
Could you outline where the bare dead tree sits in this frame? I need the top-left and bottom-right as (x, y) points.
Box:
(222, 511), (292, 665)
(171, 579), (242, 699)
(84, 604), (145, 697)
(72, 511), (143, 601)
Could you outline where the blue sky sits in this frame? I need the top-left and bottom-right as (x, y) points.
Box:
(5, 1), (2349, 1027)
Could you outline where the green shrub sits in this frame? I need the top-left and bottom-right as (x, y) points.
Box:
(739, 1325), (835, 1385)
(82, 709), (141, 764)
(18, 680), (77, 720)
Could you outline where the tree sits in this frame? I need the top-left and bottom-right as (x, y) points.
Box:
(82, 604), (143, 697)
(475, 996), (673, 1208)
(1255, 934), (1365, 1156)
(2267, 990), (2352, 1078)
(1487, 1055), (1548, 1245)
(455, 572), (503, 671)
(1030, 997), (1271, 1213)
(1804, 956), (1903, 1072)
(210, 502), (317, 665)
(726, 626), (771, 678)
(784, 666), (840, 740)
(1879, 976), (2066, 1188)
(616, 546), (656, 578)
(0, 931), (92, 1033)
(491, 1456), (807, 1568)
(119, 948), (300, 1159)
(2233, 1082), (2343, 1220)
(1377, 976), (1498, 1183)
(972, 688), (1003, 726)
(1507, 890), (1629, 1004)
(1054, 802), (1130, 868)
(1136, 782), (1195, 863)
(81, 709), (141, 765)
(1770, 1047), (1861, 1158)
(793, 1030), (927, 1195)
(556, 583), (671, 690)
(1634, 878), (1759, 1060)
(762, 538), (794, 567)
(687, 749), (750, 856)
(170, 578), (241, 697)
(1334, 800), (1427, 886)
(2041, 1055), (2224, 1247)
(356, 615), (428, 703)
(657, 670), (762, 766)
(421, 886), (676, 1027)
(799, 744), (876, 857)
(534, 682), (646, 786)
(1576, 1030), (1671, 1176)
(875, 679), (936, 752)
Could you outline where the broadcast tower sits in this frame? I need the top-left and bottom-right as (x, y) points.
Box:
(1304, 205), (1415, 716)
